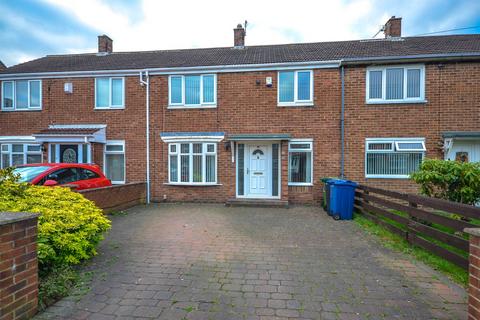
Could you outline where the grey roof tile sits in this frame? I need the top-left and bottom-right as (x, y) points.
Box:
(2, 34), (480, 74)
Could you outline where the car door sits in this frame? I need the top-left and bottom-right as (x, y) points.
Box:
(77, 168), (105, 189)
(45, 168), (79, 187)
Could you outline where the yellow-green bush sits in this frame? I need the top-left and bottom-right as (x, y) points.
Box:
(0, 168), (110, 270)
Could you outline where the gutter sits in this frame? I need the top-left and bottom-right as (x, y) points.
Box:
(341, 52), (480, 65)
(340, 64), (345, 178)
(139, 71), (150, 204)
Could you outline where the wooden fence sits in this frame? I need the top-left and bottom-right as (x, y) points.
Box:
(354, 185), (480, 270)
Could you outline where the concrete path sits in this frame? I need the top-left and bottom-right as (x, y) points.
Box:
(36, 204), (467, 319)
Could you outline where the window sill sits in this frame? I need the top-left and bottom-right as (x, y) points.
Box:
(366, 100), (427, 105)
(277, 102), (314, 107)
(164, 183), (222, 186)
(1, 108), (42, 112)
(365, 175), (410, 179)
(167, 105), (217, 110)
(94, 107), (125, 110)
(288, 183), (313, 186)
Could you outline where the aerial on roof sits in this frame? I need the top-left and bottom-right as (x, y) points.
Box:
(2, 34), (480, 74)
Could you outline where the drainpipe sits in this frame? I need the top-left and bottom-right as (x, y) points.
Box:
(340, 64), (345, 178)
(139, 71), (150, 204)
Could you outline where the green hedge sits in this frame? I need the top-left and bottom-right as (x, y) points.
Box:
(411, 159), (480, 205)
(0, 168), (111, 271)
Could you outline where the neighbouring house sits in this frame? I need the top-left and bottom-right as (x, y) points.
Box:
(0, 60), (5, 70)
(0, 17), (479, 205)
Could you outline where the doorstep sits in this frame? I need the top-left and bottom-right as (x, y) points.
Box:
(225, 198), (289, 208)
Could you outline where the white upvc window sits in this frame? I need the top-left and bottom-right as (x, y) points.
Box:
(95, 77), (125, 109)
(168, 74), (217, 108)
(366, 65), (425, 103)
(365, 138), (426, 178)
(1, 80), (42, 111)
(288, 140), (313, 185)
(104, 140), (125, 184)
(168, 142), (217, 184)
(0, 144), (42, 168)
(278, 70), (313, 106)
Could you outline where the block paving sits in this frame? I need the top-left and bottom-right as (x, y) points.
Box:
(35, 204), (467, 319)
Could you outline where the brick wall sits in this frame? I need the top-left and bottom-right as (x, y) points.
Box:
(465, 228), (480, 320)
(78, 182), (146, 212)
(1, 61), (479, 204)
(344, 62), (480, 194)
(0, 212), (39, 320)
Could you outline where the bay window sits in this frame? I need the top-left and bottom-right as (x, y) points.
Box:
(104, 141), (125, 184)
(95, 77), (124, 109)
(2, 80), (42, 110)
(366, 65), (425, 103)
(1, 144), (42, 168)
(168, 142), (217, 184)
(288, 141), (313, 185)
(365, 138), (426, 178)
(278, 70), (313, 106)
(169, 74), (216, 107)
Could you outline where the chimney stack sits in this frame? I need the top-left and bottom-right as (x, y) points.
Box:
(383, 16), (402, 38)
(98, 35), (113, 53)
(233, 23), (246, 48)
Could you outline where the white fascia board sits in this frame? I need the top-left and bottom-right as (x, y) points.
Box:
(0, 136), (36, 143)
(0, 60), (342, 80)
(161, 135), (225, 143)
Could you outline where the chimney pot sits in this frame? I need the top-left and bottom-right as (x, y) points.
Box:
(233, 24), (246, 48)
(98, 35), (113, 53)
(384, 16), (402, 38)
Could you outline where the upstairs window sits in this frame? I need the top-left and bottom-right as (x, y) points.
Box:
(95, 77), (124, 109)
(169, 75), (216, 107)
(2, 80), (42, 110)
(365, 138), (426, 178)
(366, 65), (425, 103)
(278, 70), (313, 106)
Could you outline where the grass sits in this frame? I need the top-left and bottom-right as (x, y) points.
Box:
(353, 213), (468, 286)
(38, 265), (94, 311)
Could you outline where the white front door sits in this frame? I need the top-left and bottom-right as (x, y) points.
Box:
(247, 145), (270, 197)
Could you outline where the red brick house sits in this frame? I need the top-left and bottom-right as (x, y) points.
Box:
(0, 17), (479, 205)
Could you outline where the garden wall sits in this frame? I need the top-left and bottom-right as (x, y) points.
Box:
(77, 182), (146, 212)
(0, 212), (39, 320)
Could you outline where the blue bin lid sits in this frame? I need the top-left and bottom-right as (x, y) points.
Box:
(331, 179), (357, 187)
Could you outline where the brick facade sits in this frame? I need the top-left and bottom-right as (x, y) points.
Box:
(77, 182), (146, 212)
(0, 212), (39, 320)
(0, 61), (479, 204)
(465, 228), (480, 320)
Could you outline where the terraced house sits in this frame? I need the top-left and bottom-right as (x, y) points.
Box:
(0, 17), (479, 205)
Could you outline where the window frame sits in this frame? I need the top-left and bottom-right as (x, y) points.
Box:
(103, 140), (126, 184)
(94, 77), (125, 109)
(167, 142), (217, 185)
(168, 74), (217, 108)
(288, 139), (313, 186)
(365, 65), (426, 104)
(1, 80), (42, 111)
(0, 143), (43, 168)
(277, 70), (314, 107)
(365, 138), (426, 179)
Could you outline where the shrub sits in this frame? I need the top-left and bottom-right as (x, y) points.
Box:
(0, 168), (111, 271)
(410, 159), (480, 205)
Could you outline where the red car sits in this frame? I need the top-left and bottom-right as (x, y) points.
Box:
(13, 163), (112, 190)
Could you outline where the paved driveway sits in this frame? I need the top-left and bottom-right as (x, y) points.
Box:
(37, 204), (466, 320)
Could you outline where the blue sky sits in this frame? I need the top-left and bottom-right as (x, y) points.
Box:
(1, 0), (479, 67)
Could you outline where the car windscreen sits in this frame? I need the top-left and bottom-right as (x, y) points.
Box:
(13, 166), (51, 183)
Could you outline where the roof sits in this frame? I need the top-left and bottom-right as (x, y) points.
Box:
(0, 60), (5, 70)
(443, 131), (480, 139)
(34, 128), (101, 135)
(2, 34), (480, 74)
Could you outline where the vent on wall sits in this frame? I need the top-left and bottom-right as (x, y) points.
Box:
(64, 83), (73, 94)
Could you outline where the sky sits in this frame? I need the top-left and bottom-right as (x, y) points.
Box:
(1, 0), (479, 67)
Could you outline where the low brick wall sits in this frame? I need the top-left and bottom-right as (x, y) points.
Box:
(0, 212), (39, 320)
(78, 182), (146, 212)
(466, 228), (480, 320)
